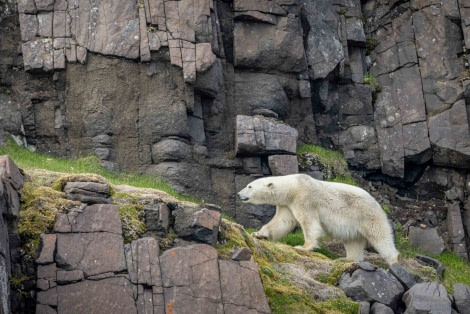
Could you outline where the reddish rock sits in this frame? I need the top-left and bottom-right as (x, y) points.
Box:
(0, 155), (24, 190)
(268, 155), (299, 175)
(139, 7), (151, 62)
(54, 204), (121, 234)
(196, 43), (216, 73)
(236, 115), (298, 155)
(37, 287), (57, 307)
(219, 260), (271, 313)
(160, 244), (223, 313)
(173, 204), (221, 244)
(17, 0), (37, 14)
(55, 232), (126, 277)
(22, 39), (54, 72)
(234, 0), (286, 15)
(64, 182), (111, 204)
(36, 234), (56, 265)
(19, 14), (38, 42)
(57, 277), (137, 314)
(231, 247), (253, 261)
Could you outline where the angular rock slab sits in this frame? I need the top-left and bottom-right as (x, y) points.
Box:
(173, 204), (221, 244)
(233, 22), (307, 73)
(160, 244), (223, 313)
(219, 260), (271, 314)
(64, 181), (111, 204)
(125, 237), (162, 287)
(54, 204), (121, 234)
(36, 234), (57, 265)
(453, 283), (470, 314)
(402, 282), (451, 314)
(0, 155), (24, 190)
(428, 100), (470, 168)
(57, 277), (137, 314)
(268, 155), (298, 176)
(236, 115), (298, 155)
(55, 232), (126, 277)
(408, 227), (445, 256)
(447, 202), (468, 260)
(339, 267), (404, 310)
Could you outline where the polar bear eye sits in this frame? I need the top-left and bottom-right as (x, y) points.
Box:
(248, 186), (252, 189)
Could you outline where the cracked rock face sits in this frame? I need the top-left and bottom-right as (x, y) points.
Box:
(4, 0), (470, 249)
(33, 202), (270, 314)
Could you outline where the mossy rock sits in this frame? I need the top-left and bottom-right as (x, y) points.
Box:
(51, 173), (112, 192)
(19, 182), (82, 259)
(216, 219), (358, 313)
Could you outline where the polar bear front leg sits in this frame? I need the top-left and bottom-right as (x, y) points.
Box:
(252, 206), (297, 241)
(295, 218), (324, 251)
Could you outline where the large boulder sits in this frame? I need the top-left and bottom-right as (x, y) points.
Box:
(233, 21), (307, 73)
(408, 227), (446, 256)
(402, 282), (451, 314)
(235, 115), (298, 155)
(428, 100), (470, 168)
(302, 0), (344, 79)
(339, 262), (404, 310)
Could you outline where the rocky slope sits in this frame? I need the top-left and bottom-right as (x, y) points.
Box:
(1, 0), (470, 293)
(2, 156), (470, 314)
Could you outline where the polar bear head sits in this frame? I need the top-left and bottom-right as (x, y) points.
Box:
(237, 176), (291, 206)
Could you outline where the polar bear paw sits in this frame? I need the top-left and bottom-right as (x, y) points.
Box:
(294, 245), (317, 251)
(252, 231), (269, 239)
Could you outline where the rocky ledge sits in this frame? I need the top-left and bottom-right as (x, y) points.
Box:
(35, 203), (270, 314)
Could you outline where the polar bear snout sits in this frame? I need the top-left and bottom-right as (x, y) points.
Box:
(237, 191), (250, 202)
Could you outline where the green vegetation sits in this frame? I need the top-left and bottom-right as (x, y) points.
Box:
(395, 223), (470, 293)
(217, 220), (358, 313)
(363, 72), (382, 103)
(297, 144), (356, 185)
(278, 228), (304, 247)
(18, 179), (81, 259)
(382, 204), (391, 214)
(0, 86), (11, 95)
(365, 37), (379, 55)
(112, 193), (147, 243)
(0, 138), (196, 202)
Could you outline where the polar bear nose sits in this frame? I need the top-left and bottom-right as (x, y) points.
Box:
(237, 192), (249, 201)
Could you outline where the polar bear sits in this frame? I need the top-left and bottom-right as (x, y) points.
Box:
(238, 174), (399, 265)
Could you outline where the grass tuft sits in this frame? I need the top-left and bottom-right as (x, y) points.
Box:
(0, 138), (196, 202)
(297, 144), (356, 185)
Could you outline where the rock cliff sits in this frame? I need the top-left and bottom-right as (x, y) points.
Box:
(1, 0), (470, 263)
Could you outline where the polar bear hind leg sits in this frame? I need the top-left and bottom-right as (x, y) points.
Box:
(364, 229), (399, 265)
(252, 206), (297, 241)
(343, 237), (367, 262)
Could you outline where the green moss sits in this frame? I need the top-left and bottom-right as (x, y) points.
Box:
(217, 219), (356, 313)
(366, 37), (380, 55)
(18, 182), (81, 259)
(364, 72), (382, 103)
(112, 193), (147, 243)
(297, 144), (356, 185)
(382, 204), (391, 214)
(0, 87), (11, 95)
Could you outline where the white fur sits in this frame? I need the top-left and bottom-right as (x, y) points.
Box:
(238, 174), (399, 265)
